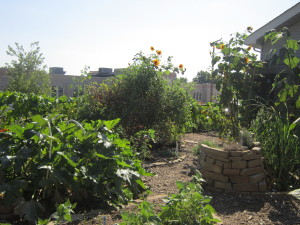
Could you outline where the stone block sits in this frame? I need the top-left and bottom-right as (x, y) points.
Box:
(214, 181), (232, 190)
(205, 163), (222, 174)
(229, 157), (243, 161)
(201, 144), (229, 159)
(233, 183), (258, 192)
(251, 147), (262, 154)
(223, 168), (240, 176)
(206, 156), (216, 165)
(242, 153), (261, 160)
(223, 162), (232, 169)
(240, 167), (264, 176)
(232, 161), (247, 169)
(215, 160), (223, 167)
(259, 180), (267, 192)
(247, 158), (263, 168)
(229, 175), (249, 184)
(230, 151), (243, 157)
(253, 142), (261, 147)
(250, 173), (265, 184)
(200, 169), (228, 183)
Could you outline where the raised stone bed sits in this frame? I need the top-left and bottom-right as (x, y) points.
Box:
(197, 142), (267, 193)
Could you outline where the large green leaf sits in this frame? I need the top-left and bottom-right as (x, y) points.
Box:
(286, 40), (299, 50)
(284, 57), (300, 69)
(14, 199), (45, 223)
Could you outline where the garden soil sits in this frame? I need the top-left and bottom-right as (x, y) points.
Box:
(74, 133), (300, 225)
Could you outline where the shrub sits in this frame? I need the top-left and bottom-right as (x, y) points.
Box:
(251, 105), (300, 191)
(88, 51), (195, 146)
(0, 114), (150, 223)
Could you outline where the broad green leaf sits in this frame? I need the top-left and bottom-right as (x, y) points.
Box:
(57, 151), (78, 167)
(286, 40), (299, 50)
(103, 118), (121, 130)
(284, 57), (300, 69)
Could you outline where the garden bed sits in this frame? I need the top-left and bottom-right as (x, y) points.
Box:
(70, 133), (300, 225)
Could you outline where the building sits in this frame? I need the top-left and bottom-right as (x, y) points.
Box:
(191, 83), (219, 104)
(245, 2), (300, 62)
(244, 3), (300, 99)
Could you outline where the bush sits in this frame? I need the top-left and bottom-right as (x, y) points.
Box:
(0, 114), (150, 223)
(251, 106), (300, 191)
(88, 51), (196, 146)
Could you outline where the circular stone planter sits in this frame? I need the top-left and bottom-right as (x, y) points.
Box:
(197, 142), (267, 193)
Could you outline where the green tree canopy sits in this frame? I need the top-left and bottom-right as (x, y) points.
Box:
(192, 70), (213, 84)
(6, 42), (51, 95)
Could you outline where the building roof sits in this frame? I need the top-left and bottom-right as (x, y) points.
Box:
(245, 3), (300, 49)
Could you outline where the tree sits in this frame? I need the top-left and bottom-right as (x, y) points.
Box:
(192, 70), (213, 84)
(6, 42), (51, 95)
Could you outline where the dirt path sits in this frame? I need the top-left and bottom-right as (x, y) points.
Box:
(76, 133), (300, 225)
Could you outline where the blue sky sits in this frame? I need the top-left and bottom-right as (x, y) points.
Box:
(0, 0), (298, 80)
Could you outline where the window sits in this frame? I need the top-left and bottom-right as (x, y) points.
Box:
(193, 92), (202, 101)
(51, 86), (64, 98)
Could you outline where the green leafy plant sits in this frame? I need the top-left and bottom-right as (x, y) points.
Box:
(83, 49), (196, 146)
(251, 105), (300, 191)
(120, 201), (162, 225)
(120, 171), (220, 225)
(0, 114), (150, 223)
(210, 28), (263, 138)
(159, 171), (220, 225)
(264, 27), (300, 118)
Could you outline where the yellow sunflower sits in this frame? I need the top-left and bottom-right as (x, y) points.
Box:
(216, 44), (225, 50)
(247, 46), (252, 51)
(150, 46), (155, 51)
(152, 59), (160, 66)
(179, 64), (184, 69)
(244, 57), (250, 64)
(156, 50), (162, 55)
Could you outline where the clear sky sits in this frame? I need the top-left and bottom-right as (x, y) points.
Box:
(0, 0), (298, 81)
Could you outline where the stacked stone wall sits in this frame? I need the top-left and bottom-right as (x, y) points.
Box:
(197, 143), (267, 193)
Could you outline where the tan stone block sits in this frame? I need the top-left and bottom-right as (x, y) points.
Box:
(205, 178), (214, 186)
(240, 167), (264, 176)
(259, 180), (267, 192)
(214, 181), (232, 190)
(253, 142), (261, 147)
(223, 168), (240, 176)
(213, 156), (230, 163)
(215, 160), (223, 167)
(251, 147), (262, 154)
(223, 162), (232, 169)
(242, 153), (261, 160)
(206, 186), (224, 193)
(206, 156), (216, 165)
(233, 183), (258, 192)
(229, 157), (243, 161)
(247, 158), (263, 168)
(205, 163), (222, 174)
(201, 144), (229, 159)
(200, 169), (228, 183)
(232, 161), (247, 169)
(250, 173), (265, 184)
(229, 176), (249, 183)
(230, 151), (243, 157)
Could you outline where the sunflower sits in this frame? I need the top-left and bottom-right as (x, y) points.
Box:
(152, 59), (160, 66)
(244, 57), (250, 64)
(156, 50), (162, 55)
(247, 46), (252, 51)
(150, 46), (155, 51)
(179, 64), (184, 69)
(217, 44), (225, 50)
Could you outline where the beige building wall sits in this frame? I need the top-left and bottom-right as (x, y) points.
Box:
(191, 83), (219, 104)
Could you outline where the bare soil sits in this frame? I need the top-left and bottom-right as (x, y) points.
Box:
(75, 133), (300, 225)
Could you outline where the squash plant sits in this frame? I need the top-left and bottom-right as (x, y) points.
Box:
(0, 113), (150, 223)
